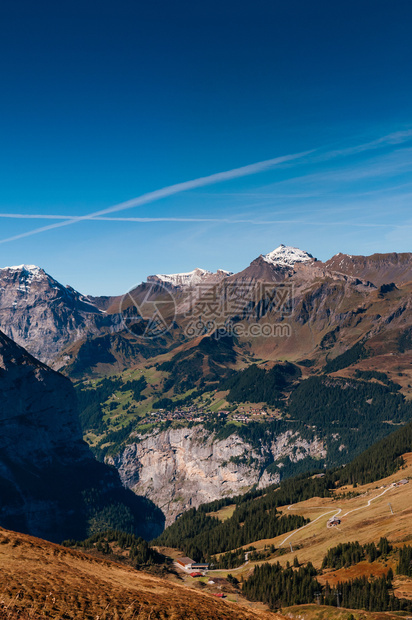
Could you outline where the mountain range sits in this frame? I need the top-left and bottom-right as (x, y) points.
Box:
(1, 244), (412, 378)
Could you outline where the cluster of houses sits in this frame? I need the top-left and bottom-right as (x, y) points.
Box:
(231, 410), (277, 423)
(135, 403), (279, 427)
(139, 406), (214, 425)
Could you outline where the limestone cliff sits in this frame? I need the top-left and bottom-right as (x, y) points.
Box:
(108, 425), (326, 525)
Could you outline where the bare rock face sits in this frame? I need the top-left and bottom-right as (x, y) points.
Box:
(108, 426), (326, 525)
(0, 330), (164, 541)
(325, 252), (412, 287)
(0, 265), (119, 364)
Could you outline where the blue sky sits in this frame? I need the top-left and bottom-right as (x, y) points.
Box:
(0, 0), (411, 295)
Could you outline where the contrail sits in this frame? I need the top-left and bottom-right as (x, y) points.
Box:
(2, 128), (411, 245)
(0, 150), (313, 245)
(319, 128), (412, 160)
(0, 213), (409, 228)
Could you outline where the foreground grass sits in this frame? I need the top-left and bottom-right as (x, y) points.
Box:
(0, 528), (277, 620)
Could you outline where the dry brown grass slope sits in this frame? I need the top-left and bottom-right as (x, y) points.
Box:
(281, 604), (408, 620)
(0, 527), (280, 620)
(226, 453), (412, 604)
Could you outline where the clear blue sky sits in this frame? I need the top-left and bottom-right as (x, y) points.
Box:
(0, 0), (411, 295)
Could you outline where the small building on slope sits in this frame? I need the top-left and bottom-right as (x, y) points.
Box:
(327, 516), (341, 528)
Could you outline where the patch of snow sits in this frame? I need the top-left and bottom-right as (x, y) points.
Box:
(149, 267), (232, 288)
(0, 264), (44, 276)
(0, 265), (48, 291)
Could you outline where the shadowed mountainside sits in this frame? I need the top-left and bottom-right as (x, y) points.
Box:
(0, 330), (164, 542)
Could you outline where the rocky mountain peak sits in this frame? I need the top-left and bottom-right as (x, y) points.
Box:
(0, 264), (111, 364)
(262, 244), (315, 268)
(1, 263), (43, 273)
(0, 264), (48, 289)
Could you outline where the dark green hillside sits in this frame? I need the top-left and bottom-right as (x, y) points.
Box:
(289, 375), (408, 428)
(323, 341), (368, 373)
(321, 538), (392, 569)
(333, 416), (412, 485)
(154, 474), (331, 559)
(322, 574), (412, 612)
(159, 334), (236, 393)
(63, 529), (167, 569)
(242, 561), (412, 613)
(242, 562), (321, 609)
(288, 375), (412, 466)
(155, 506), (307, 562)
(76, 376), (124, 433)
(220, 362), (301, 406)
(397, 545), (412, 577)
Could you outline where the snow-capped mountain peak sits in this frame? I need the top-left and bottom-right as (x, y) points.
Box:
(262, 244), (314, 268)
(1, 264), (44, 276)
(0, 265), (49, 290)
(0, 263), (100, 307)
(148, 267), (233, 288)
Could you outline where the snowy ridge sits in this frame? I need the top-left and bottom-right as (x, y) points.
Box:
(0, 265), (49, 291)
(0, 264), (45, 277)
(262, 244), (314, 268)
(148, 268), (233, 288)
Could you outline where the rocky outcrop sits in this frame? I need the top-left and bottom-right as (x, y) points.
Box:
(0, 330), (164, 541)
(108, 426), (326, 525)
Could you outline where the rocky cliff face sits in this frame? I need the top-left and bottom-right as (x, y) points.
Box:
(0, 265), (119, 365)
(0, 330), (164, 541)
(108, 426), (326, 525)
(325, 252), (412, 286)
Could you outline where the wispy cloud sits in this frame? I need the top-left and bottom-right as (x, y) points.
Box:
(0, 150), (313, 245)
(0, 212), (411, 228)
(315, 129), (412, 161)
(1, 128), (412, 245)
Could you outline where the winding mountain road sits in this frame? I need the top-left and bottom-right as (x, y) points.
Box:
(279, 485), (395, 547)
